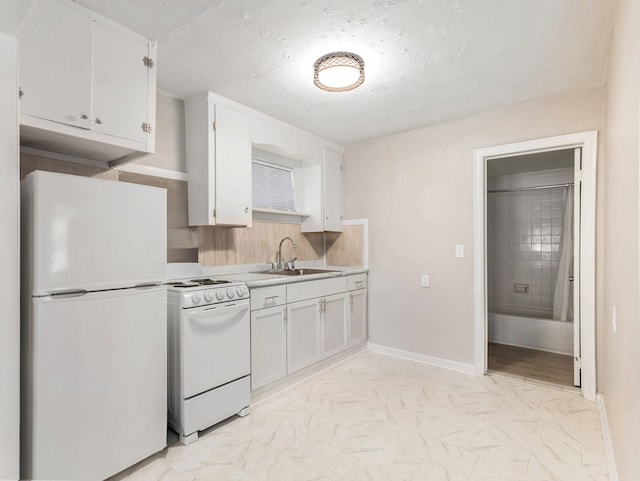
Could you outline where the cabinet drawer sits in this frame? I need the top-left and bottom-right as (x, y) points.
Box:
(250, 285), (286, 310)
(347, 274), (367, 291)
(287, 277), (348, 303)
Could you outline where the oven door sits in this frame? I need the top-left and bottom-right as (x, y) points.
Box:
(181, 300), (250, 399)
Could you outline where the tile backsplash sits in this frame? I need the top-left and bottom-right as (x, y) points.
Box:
(326, 224), (365, 267)
(198, 222), (324, 266)
(487, 168), (573, 316)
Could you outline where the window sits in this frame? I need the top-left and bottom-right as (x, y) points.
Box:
(252, 160), (297, 212)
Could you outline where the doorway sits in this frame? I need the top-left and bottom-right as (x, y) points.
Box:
(485, 148), (578, 386)
(473, 132), (597, 400)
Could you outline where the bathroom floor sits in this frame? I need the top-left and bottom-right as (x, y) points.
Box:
(488, 342), (575, 387)
(109, 350), (607, 481)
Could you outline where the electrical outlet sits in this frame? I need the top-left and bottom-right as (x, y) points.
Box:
(455, 244), (464, 258)
(612, 304), (617, 333)
(421, 275), (430, 288)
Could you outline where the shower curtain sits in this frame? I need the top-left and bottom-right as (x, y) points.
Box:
(553, 186), (574, 321)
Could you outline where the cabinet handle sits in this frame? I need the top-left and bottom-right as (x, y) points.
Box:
(76, 113), (89, 120)
(319, 298), (326, 314)
(244, 207), (249, 213)
(93, 117), (103, 125)
(18, 87), (23, 99)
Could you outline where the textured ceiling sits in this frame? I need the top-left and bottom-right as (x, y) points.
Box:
(74, 0), (616, 145)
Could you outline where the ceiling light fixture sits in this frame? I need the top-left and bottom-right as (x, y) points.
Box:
(313, 52), (365, 92)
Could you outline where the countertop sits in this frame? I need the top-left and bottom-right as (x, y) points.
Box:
(204, 265), (368, 289)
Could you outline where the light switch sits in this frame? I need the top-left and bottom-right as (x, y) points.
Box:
(421, 275), (430, 288)
(455, 244), (464, 258)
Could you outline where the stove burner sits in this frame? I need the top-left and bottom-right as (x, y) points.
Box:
(189, 278), (231, 286)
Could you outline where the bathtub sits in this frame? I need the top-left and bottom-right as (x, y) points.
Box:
(488, 307), (573, 355)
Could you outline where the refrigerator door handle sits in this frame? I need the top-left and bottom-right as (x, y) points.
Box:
(48, 289), (88, 298)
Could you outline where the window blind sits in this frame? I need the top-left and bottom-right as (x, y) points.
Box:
(252, 161), (296, 211)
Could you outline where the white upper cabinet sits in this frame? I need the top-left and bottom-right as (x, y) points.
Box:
(91, 21), (151, 144)
(185, 93), (252, 227)
(18, 0), (156, 166)
(322, 148), (344, 232)
(19, 0), (92, 129)
(299, 148), (344, 233)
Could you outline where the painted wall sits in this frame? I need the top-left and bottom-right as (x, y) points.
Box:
(601, 0), (640, 479)
(343, 87), (603, 366)
(0, 33), (20, 481)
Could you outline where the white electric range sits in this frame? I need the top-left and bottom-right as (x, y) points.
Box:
(166, 265), (251, 445)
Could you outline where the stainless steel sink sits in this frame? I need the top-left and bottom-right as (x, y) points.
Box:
(259, 268), (340, 276)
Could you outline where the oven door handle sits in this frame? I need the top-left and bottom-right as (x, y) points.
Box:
(188, 302), (249, 325)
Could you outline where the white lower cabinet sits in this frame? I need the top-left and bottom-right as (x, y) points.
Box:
(250, 306), (287, 391)
(250, 273), (367, 391)
(322, 293), (349, 358)
(348, 289), (367, 346)
(286, 298), (322, 374)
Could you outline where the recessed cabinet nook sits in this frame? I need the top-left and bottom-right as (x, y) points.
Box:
(17, 0), (157, 166)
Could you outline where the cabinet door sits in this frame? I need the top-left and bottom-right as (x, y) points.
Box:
(287, 298), (322, 374)
(251, 306), (287, 390)
(349, 289), (367, 346)
(322, 293), (348, 358)
(19, 0), (92, 128)
(92, 20), (150, 144)
(214, 103), (252, 226)
(323, 148), (343, 232)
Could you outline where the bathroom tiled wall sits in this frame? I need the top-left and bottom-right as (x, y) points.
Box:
(487, 168), (573, 316)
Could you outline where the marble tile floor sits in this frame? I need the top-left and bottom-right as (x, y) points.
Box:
(109, 351), (609, 481)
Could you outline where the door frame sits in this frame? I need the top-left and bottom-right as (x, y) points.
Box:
(473, 131), (597, 401)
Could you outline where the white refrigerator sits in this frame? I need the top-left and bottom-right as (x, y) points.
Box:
(21, 171), (168, 481)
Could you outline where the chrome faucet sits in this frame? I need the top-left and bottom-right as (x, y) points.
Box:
(277, 237), (297, 270)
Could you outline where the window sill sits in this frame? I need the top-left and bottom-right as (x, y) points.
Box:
(252, 208), (310, 224)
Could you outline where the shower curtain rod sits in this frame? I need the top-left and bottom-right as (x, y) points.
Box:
(487, 182), (574, 194)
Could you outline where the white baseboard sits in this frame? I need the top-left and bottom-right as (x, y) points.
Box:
(367, 343), (476, 375)
(598, 394), (619, 481)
